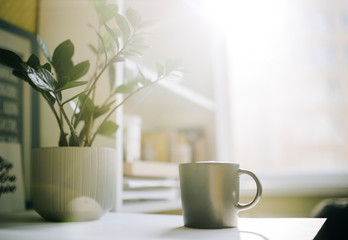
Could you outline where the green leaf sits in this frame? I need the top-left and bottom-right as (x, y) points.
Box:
(137, 65), (145, 79)
(78, 124), (88, 144)
(88, 44), (98, 54)
(102, 30), (116, 52)
(104, 24), (120, 51)
(56, 75), (69, 89)
(62, 90), (88, 106)
(94, 103), (112, 119)
(110, 56), (125, 63)
(21, 64), (56, 92)
(108, 63), (116, 91)
(88, 25), (108, 57)
(126, 8), (141, 28)
(96, 31), (108, 62)
(42, 62), (52, 72)
(36, 35), (52, 62)
(52, 39), (74, 65)
(114, 82), (136, 94)
(0, 48), (23, 69)
(116, 13), (130, 41)
(124, 50), (142, 58)
(78, 94), (95, 122)
(98, 121), (118, 136)
(129, 35), (147, 47)
(52, 40), (74, 78)
(67, 60), (90, 81)
(56, 81), (88, 92)
(12, 69), (29, 83)
(129, 45), (151, 54)
(129, 40), (150, 54)
(98, 4), (118, 25)
(26, 54), (40, 69)
(43, 91), (56, 105)
(128, 47), (145, 56)
(88, 0), (106, 11)
(136, 65), (151, 85)
(57, 59), (73, 79)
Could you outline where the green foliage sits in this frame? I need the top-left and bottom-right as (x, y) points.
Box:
(98, 121), (119, 136)
(0, 0), (184, 147)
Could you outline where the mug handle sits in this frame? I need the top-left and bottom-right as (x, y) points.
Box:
(237, 169), (263, 211)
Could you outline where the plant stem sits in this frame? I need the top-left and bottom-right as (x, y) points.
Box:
(91, 25), (102, 103)
(54, 93), (80, 145)
(74, 27), (137, 128)
(41, 92), (67, 144)
(73, 53), (120, 128)
(84, 113), (94, 146)
(89, 74), (166, 145)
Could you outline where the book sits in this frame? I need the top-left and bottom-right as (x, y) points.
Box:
(141, 129), (192, 163)
(123, 115), (142, 162)
(141, 130), (175, 162)
(123, 161), (178, 178)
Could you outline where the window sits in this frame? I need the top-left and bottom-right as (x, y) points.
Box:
(198, 0), (348, 193)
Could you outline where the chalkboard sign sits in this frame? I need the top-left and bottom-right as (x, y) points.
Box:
(0, 66), (23, 143)
(0, 142), (25, 211)
(0, 19), (39, 210)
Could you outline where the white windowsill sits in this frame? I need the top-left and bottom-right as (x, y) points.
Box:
(119, 172), (348, 213)
(240, 171), (348, 197)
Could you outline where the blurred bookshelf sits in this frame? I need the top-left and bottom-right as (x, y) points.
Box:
(120, 62), (215, 212)
(122, 161), (182, 213)
(124, 162), (178, 178)
(118, 0), (217, 213)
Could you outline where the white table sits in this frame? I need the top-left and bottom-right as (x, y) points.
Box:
(0, 211), (325, 240)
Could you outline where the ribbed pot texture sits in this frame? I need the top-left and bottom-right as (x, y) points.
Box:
(31, 147), (116, 222)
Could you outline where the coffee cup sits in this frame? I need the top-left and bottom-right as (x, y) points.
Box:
(179, 161), (262, 229)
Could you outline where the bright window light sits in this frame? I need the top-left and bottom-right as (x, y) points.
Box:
(194, 0), (348, 185)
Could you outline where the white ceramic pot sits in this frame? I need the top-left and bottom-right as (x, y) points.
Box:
(31, 147), (116, 222)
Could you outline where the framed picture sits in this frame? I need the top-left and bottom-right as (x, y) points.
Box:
(0, 19), (39, 210)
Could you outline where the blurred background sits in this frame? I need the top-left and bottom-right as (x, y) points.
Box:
(1, 0), (347, 217)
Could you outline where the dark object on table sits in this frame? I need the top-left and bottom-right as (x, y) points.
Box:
(312, 198), (348, 240)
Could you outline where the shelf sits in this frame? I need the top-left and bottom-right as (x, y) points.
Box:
(123, 67), (216, 131)
(120, 199), (181, 213)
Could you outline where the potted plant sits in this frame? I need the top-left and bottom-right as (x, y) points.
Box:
(0, 0), (182, 222)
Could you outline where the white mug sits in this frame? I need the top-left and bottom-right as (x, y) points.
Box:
(179, 162), (262, 228)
